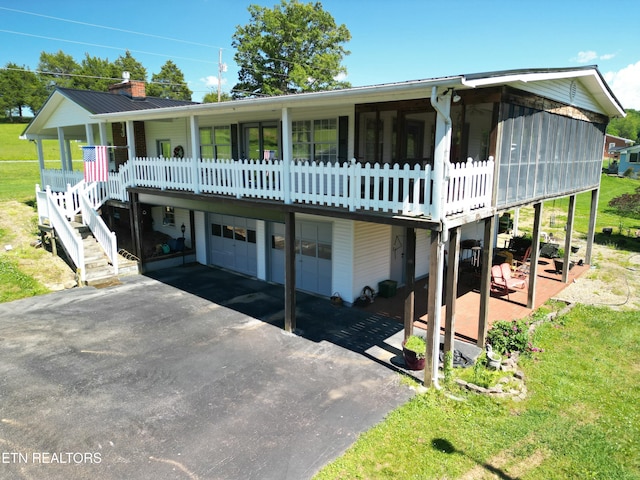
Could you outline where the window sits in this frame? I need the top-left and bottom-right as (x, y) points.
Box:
(212, 223), (256, 243)
(292, 118), (337, 163)
(162, 206), (175, 226)
(630, 152), (639, 163)
(200, 126), (232, 159)
(158, 140), (171, 158)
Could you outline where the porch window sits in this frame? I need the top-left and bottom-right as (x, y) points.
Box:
(292, 119), (338, 162)
(163, 206), (175, 226)
(630, 153), (639, 163)
(200, 126), (232, 159)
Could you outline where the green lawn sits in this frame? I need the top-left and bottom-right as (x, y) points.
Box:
(315, 305), (640, 479)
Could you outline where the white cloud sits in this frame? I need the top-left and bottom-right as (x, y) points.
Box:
(202, 75), (226, 88)
(574, 50), (616, 64)
(604, 61), (640, 110)
(576, 51), (598, 63)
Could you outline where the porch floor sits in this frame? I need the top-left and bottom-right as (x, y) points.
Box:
(355, 256), (590, 344)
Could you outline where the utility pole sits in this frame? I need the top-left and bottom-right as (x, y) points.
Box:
(217, 48), (227, 102)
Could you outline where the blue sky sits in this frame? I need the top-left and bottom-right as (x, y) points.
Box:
(1, 0), (639, 109)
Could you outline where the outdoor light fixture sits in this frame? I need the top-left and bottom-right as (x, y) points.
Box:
(452, 91), (462, 103)
(181, 223), (186, 236)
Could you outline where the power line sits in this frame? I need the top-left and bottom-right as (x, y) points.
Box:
(0, 6), (225, 50)
(0, 29), (217, 66)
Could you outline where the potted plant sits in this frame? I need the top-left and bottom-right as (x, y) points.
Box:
(402, 335), (426, 370)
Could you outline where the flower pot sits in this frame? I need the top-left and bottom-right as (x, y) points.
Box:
(402, 340), (426, 371)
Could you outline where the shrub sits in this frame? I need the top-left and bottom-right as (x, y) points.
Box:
(487, 319), (530, 355)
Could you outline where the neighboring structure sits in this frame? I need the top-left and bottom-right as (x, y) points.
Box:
(23, 66), (625, 386)
(604, 133), (634, 161)
(617, 144), (640, 177)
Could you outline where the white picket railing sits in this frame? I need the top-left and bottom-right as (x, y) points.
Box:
(444, 157), (494, 216)
(80, 193), (118, 275)
(36, 185), (85, 282)
(41, 156), (494, 218)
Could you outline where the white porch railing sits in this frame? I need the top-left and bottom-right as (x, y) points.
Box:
(36, 185), (85, 282)
(444, 157), (494, 217)
(41, 156), (495, 218)
(80, 193), (118, 275)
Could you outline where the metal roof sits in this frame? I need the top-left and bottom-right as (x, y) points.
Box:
(56, 87), (198, 113)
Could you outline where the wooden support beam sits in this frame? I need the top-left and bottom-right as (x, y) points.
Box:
(477, 216), (495, 348)
(528, 202), (543, 308)
(585, 188), (598, 265)
(403, 227), (416, 341)
(284, 211), (296, 332)
(444, 226), (460, 360)
(562, 195), (576, 284)
(425, 230), (441, 386)
(129, 192), (143, 260)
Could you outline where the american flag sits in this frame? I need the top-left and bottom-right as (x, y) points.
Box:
(82, 146), (109, 182)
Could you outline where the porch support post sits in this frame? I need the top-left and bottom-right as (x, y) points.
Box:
(403, 227), (416, 341)
(444, 225), (461, 362)
(430, 87), (452, 222)
(562, 195), (576, 284)
(585, 188), (599, 265)
(282, 107), (292, 205)
(284, 211), (296, 332)
(129, 191), (143, 259)
(425, 229), (443, 387)
(57, 127), (66, 171)
(98, 122), (108, 145)
(85, 123), (95, 146)
(189, 115), (201, 194)
(36, 139), (45, 185)
(528, 202), (543, 308)
(477, 215), (496, 348)
(64, 139), (73, 171)
(125, 120), (136, 160)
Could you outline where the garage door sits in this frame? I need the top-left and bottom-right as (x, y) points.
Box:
(269, 221), (332, 296)
(209, 214), (257, 277)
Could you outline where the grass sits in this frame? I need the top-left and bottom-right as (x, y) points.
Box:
(0, 122), (82, 202)
(510, 174), (640, 252)
(315, 305), (640, 479)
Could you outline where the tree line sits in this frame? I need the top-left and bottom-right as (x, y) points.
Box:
(0, 50), (194, 120)
(0, 0), (353, 121)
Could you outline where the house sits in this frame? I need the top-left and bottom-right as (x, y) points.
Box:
(604, 133), (634, 161)
(22, 65), (625, 385)
(617, 144), (640, 177)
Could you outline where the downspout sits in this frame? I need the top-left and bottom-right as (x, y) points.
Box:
(428, 86), (454, 390)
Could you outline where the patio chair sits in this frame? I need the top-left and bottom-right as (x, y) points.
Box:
(491, 263), (526, 299)
(513, 246), (532, 275)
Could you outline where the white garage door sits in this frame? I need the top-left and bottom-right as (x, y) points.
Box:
(269, 221), (332, 296)
(209, 214), (257, 277)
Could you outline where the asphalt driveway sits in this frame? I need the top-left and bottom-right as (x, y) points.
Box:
(0, 265), (414, 480)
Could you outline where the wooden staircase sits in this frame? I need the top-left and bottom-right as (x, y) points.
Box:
(73, 222), (139, 287)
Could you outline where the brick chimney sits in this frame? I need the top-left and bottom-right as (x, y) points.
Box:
(108, 71), (146, 99)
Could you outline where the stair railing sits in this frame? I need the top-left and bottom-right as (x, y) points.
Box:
(39, 185), (86, 282)
(79, 189), (119, 275)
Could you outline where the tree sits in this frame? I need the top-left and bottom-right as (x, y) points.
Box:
(113, 51), (147, 83)
(0, 63), (41, 119)
(37, 50), (80, 90)
(231, 0), (351, 98)
(147, 60), (192, 101)
(76, 53), (120, 91)
(202, 91), (232, 103)
(607, 109), (640, 143)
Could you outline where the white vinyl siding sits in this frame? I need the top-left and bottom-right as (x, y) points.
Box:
(352, 222), (391, 298)
(511, 78), (603, 115)
(331, 218), (354, 302)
